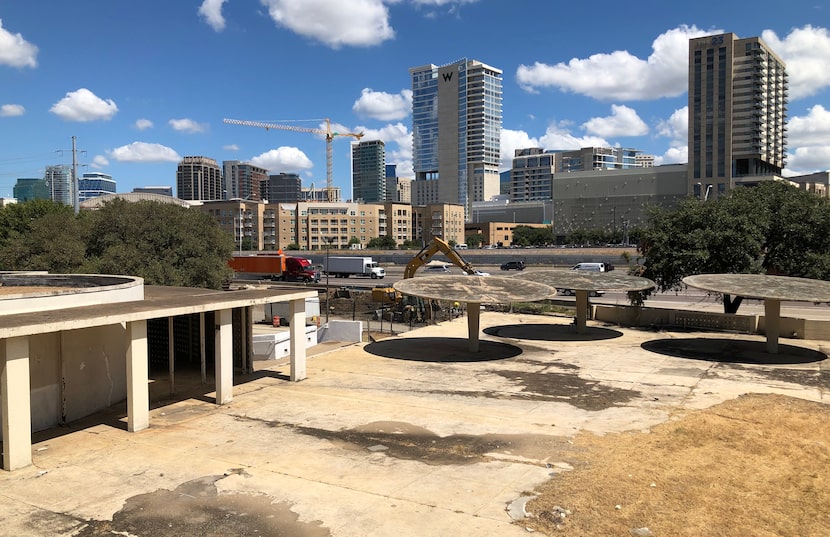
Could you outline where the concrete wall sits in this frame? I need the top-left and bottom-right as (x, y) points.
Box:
(595, 304), (830, 341)
(317, 321), (363, 344)
(252, 325), (318, 360)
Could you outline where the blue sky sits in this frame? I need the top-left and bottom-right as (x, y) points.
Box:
(1, 0), (829, 199)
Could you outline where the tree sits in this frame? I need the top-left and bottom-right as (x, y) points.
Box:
(367, 235), (397, 249)
(348, 236), (361, 246)
(83, 199), (235, 288)
(513, 225), (554, 246)
(399, 239), (419, 250)
(638, 182), (830, 313)
(465, 234), (485, 248)
(285, 243), (301, 250)
(0, 207), (88, 274)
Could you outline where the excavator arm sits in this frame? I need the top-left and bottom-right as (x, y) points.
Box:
(403, 237), (476, 278)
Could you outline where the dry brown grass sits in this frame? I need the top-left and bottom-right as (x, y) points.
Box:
(525, 393), (830, 537)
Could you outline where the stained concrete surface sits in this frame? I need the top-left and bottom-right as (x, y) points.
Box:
(1, 312), (827, 536)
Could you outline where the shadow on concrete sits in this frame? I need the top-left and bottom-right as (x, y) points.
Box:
(364, 337), (522, 362)
(641, 337), (828, 365)
(483, 323), (623, 342)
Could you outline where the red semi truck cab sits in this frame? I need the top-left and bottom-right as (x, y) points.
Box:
(228, 255), (320, 283)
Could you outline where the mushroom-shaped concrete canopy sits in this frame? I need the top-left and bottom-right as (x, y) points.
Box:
(516, 270), (655, 333)
(684, 273), (830, 353)
(393, 275), (556, 352)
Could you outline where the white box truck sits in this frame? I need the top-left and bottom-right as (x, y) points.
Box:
(323, 256), (385, 279)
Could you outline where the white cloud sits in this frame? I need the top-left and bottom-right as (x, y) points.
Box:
(223, 144), (240, 151)
(582, 105), (648, 137)
(354, 122), (412, 175)
(0, 103), (25, 117)
(761, 25), (830, 100)
(352, 88), (412, 121)
(784, 104), (830, 174)
(260, 0), (394, 48)
(786, 146), (830, 174)
(90, 155), (109, 168)
(50, 88), (118, 122)
(250, 147), (313, 173)
(198, 0), (228, 31)
(135, 118), (153, 130)
(107, 142), (181, 163)
(787, 104), (830, 147)
(516, 25), (716, 100)
(169, 118), (207, 134)
(656, 106), (688, 143)
(653, 145), (688, 166)
(0, 19), (38, 68)
(499, 129), (540, 171)
(539, 123), (609, 152)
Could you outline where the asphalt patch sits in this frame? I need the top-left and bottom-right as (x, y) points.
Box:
(364, 337), (522, 362)
(72, 475), (330, 537)
(641, 337), (828, 365)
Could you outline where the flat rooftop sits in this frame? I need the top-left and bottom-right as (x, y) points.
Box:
(1, 311), (827, 536)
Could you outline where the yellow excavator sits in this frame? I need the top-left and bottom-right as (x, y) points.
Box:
(371, 237), (477, 318)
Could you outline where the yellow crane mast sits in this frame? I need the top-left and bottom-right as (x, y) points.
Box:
(223, 118), (363, 202)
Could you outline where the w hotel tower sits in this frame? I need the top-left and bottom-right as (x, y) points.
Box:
(688, 33), (788, 200)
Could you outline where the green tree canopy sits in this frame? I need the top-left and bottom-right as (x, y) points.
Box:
(512, 225), (554, 246)
(0, 199), (234, 289)
(367, 235), (397, 249)
(638, 181), (830, 312)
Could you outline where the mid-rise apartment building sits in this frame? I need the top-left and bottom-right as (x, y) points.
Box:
(412, 203), (465, 246)
(410, 59), (502, 215)
(44, 165), (73, 206)
(352, 140), (386, 202)
(223, 160), (267, 201)
(265, 173), (302, 203)
(176, 156), (222, 201)
(78, 172), (116, 202)
(688, 33), (787, 199)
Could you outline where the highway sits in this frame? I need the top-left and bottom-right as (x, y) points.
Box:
(238, 262), (830, 317)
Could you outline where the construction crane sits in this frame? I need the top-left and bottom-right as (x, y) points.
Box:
(223, 118), (363, 202)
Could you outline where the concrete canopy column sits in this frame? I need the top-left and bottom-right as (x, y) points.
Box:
(467, 302), (481, 352)
(1, 336), (32, 471)
(215, 308), (233, 404)
(574, 290), (590, 334)
(289, 298), (307, 381)
(126, 320), (149, 433)
(765, 298), (781, 354)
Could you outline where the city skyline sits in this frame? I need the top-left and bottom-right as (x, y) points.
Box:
(1, 1), (829, 199)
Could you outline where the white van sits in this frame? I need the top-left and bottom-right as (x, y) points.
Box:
(456, 243), (468, 250)
(571, 262), (605, 272)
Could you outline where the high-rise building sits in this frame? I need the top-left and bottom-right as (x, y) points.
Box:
(265, 173), (302, 203)
(223, 160), (268, 201)
(133, 186), (173, 196)
(688, 33), (788, 200)
(176, 156), (222, 201)
(78, 172), (116, 202)
(13, 178), (50, 202)
(352, 140), (386, 202)
(510, 148), (555, 203)
(409, 58), (502, 216)
(44, 165), (73, 206)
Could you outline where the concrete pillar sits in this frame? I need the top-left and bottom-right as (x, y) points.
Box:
(126, 320), (149, 433)
(289, 298), (307, 381)
(1, 336), (32, 471)
(467, 302), (481, 352)
(765, 298), (781, 354)
(215, 308), (233, 404)
(168, 317), (175, 395)
(574, 290), (590, 334)
(199, 312), (207, 384)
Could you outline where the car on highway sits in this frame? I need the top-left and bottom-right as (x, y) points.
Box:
(423, 265), (451, 274)
(500, 260), (526, 271)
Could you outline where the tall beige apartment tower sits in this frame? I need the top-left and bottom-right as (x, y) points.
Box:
(688, 33), (787, 200)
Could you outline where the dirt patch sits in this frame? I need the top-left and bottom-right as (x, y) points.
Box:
(491, 370), (640, 410)
(523, 393), (830, 536)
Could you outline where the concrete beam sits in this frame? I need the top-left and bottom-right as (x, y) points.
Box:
(765, 298), (781, 354)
